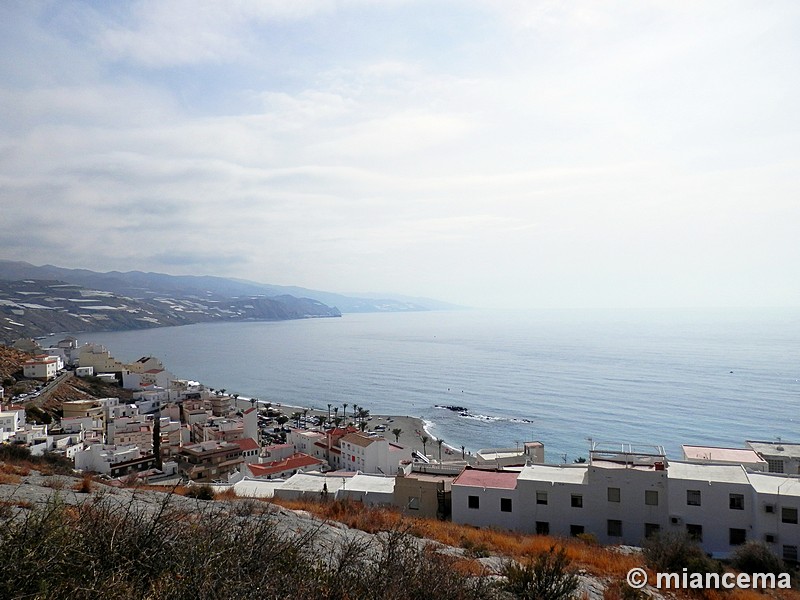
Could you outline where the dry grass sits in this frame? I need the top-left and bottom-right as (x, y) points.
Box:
(72, 474), (93, 493)
(0, 472), (22, 485)
(268, 497), (800, 600)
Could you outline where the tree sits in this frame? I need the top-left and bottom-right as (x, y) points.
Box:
(291, 412), (302, 428)
(152, 411), (162, 470)
(500, 545), (579, 600)
(392, 428), (403, 443)
(643, 531), (721, 575)
(276, 415), (289, 426)
(343, 403), (348, 422)
(359, 421), (368, 432)
(437, 438), (444, 463)
(420, 435), (429, 456)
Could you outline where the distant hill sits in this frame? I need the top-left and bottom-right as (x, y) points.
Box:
(0, 260), (460, 313)
(0, 261), (461, 343)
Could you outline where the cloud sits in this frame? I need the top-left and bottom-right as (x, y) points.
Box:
(0, 1), (798, 308)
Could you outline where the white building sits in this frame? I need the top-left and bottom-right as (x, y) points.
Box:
(74, 444), (157, 477)
(335, 472), (395, 505)
(476, 441), (545, 468)
(0, 404), (25, 442)
(339, 432), (413, 475)
(22, 355), (60, 380)
(682, 445), (767, 471)
(747, 441), (800, 476)
(451, 442), (800, 563)
(77, 343), (126, 373)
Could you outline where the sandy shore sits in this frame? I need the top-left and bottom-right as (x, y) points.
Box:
(237, 398), (466, 461)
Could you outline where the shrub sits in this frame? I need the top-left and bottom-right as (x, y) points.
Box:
(183, 484), (215, 500)
(0, 492), (495, 600)
(730, 541), (786, 575)
(500, 545), (580, 600)
(643, 531), (721, 576)
(603, 579), (646, 600)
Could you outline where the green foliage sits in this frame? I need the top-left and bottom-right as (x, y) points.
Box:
(499, 545), (580, 600)
(603, 579), (647, 600)
(183, 484), (215, 500)
(643, 531), (721, 576)
(0, 492), (496, 600)
(729, 541), (786, 575)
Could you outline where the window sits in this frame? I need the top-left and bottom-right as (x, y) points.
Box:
(765, 504), (775, 514)
(687, 490), (701, 506)
(607, 519), (623, 537)
(536, 491), (548, 505)
(782, 507), (798, 524)
(645, 490), (659, 506)
(571, 494), (583, 508)
(408, 496), (420, 511)
(607, 487), (620, 503)
(729, 528), (747, 546)
(645, 523), (660, 539)
(784, 545), (798, 564)
(468, 495), (480, 509)
(765, 533), (776, 544)
(687, 524), (703, 542)
(729, 494), (745, 510)
(767, 459), (784, 473)
(570, 525), (584, 537)
(500, 498), (513, 513)
(536, 521), (550, 535)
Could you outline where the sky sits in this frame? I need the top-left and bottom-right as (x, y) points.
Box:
(1, 1), (799, 309)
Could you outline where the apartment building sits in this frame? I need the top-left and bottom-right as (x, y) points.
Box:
(22, 355), (59, 380)
(452, 442), (800, 562)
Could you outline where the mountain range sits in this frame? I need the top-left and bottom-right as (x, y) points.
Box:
(0, 260), (458, 344)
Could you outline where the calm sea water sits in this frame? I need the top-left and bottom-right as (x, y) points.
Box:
(48, 308), (800, 462)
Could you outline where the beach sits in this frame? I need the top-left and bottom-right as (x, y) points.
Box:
(236, 399), (466, 461)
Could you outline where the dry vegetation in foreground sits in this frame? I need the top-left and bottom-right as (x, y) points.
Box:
(270, 497), (800, 600)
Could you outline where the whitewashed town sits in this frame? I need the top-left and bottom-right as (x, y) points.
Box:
(2, 336), (799, 567)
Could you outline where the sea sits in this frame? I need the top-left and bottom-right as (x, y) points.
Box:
(45, 308), (800, 463)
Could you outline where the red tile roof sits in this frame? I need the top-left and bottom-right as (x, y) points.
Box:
(235, 437), (260, 452)
(248, 453), (323, 477)
(453, 468), (519, 490)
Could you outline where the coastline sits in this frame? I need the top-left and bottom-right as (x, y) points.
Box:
(239, 398), (465, 460)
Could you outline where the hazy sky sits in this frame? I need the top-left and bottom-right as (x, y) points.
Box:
(1, 1), (798, 309)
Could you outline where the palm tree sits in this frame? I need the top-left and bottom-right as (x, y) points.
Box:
(391, 428), (403, 443)
(359, 421), (368, 432)
(343, 403), (348, 422)
(291, 412), (302, 428)
(302, 408), (308, 425)
(333, 416), (343, 428)
(420, 435), (429, 456)
(437, 438), (444, 463)
(327, 403), (332, 423)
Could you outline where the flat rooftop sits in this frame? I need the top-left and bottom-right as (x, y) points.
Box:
(518, 464), (588, 485)
(453, 468), (520, 489)
(682, 445), (766, 465)
(667, 461), (751, 485)
(746, 440), (800, 460)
